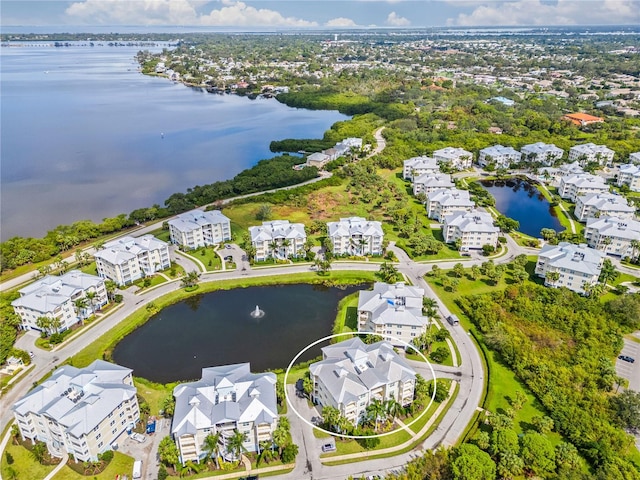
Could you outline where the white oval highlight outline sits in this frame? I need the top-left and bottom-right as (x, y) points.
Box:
(284, 332), (438, 440)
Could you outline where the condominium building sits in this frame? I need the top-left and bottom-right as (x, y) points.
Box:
(568, 143), (615, 166)
(426, 189), (476, 222)
(402, 156), (439, 180)
(357, 282), (428, 347)
(630, 152), (640, 164)
(535, 242), (605, 294)
(585, 216), (640, 258)
(12, 360), (139, 462)
(309, 338), (416, 425)
(432, 147), (473, 170)
(617, 164), (640, 192)
(413, 173), (455, 196)
(171, 364), (277, 464)
(574, 193), (635, 222)
(94, 235), (170, 286)
(327, 217), (384, 256)
(168, 210), (231, 249)
(478, 145), (521, 169)
(521, 142), (564, 166)
(12, 270), (107, 334)
(443, 210), (499, 251)
(248, 220), (307, 261)
(558, 173), (609, 202)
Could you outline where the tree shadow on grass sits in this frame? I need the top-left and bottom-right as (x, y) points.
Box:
(345, 306), (358, 330)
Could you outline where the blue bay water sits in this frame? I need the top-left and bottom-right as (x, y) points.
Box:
(0, 43), (347, 240)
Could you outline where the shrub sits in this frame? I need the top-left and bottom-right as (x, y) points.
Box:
(99, 450), (114, 462)
(430, 346), (450, 364)
(114, 294), (123, 303)
(49, 333), (64, 345)
(5, 452), (14, 464)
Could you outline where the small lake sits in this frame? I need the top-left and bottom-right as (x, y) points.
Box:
(480, 178), (562, 237)
(111, 283), (364, 383)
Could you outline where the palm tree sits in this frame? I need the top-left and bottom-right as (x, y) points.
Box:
(202, 432), (221, 468)
(366, 399), (386, 432)
(74, 297), (88, 324)
(268, 241), (279, 260)
(226, 430), (247, 462)
(630, 239), (640, 261)
(104, 280), (117, 302)
(36, 316), (53, 336)
(545, 271), (560, 288)
(10, 424), (20, 445)
(281, 238), (291, 258)
(181, 270), (200, 288)
(384, 398), (403, 421)
(599, 258), (619, 288)
(31, 441), (47, 464)
(321, 405), (340, 432)
(85, 291), (97, 315)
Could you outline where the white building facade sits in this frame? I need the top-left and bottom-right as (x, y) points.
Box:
(168, 210), (232, 249)
(403, 156), (439, 180)
(412, 173), (455, 196)
(630, 152), (640, 165)
(618, 164), (640, 192)
(94, 235), (170, 286)
(357, 282), (428, 347)
(426, 189), (475, 222)
(478, 145), (521, 169)
(327, 217), (384, 256)
(248, 220), (307, 261)
(574, 193), (635, 222)
(12, 271), (108, 334)
(568, 143), (615, 166)
(585, 216), (640, 258)
(171, 364), (277, 464)
(558, 173), (609, 202)
(521, 142), (564, 166)
(535, 242), (605, 294)
(432, 147), (473, 170)
(12, 361), (139, 462)
(309, 338), (416, 426)
(443, 210), (500, 251)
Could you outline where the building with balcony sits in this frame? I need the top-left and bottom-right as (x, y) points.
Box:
(568, 143), (615, 166)
(521, 142), (564, 166)
(412, 173), (455, 196)
(402, 156), (439, 180)
(327, 217), (384, 256)
(309, 338), (416, 426)
(443, 210), (499, 252)
(168, 210), (231, 250)
(630, 152), (640, 164)
(558, 173), (609, 202)
(171, 363), (277, 465)
(477, 145), (521, 169)
(94, 235), (170, 286)
(12, 360), (139, 462)
(12, 270), (107, 334)
(249, 220), (307, 261)
(432, 147), (473, 170)
(357, 282), (428, 347)
(535, 242), (605, 294)
(574, 192), (635, 222)
(617, 164), (640, 192)
(585, 216), (640, 258)
(426, 189), (476, 222)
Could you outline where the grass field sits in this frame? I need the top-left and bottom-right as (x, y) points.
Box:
(52, 452), (135, 480)
(0, 441), (57, 480)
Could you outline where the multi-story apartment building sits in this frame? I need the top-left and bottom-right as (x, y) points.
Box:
(412, 173), (455, 196)
(327, 217), (384, 256)
(617, 164), (640, 192)
(574, 193), (635, 222)
(432, 147), (473, 170)
(568, 143), (615, 166)
(12, 360), (139, 462)
(521, 142), (564, 166)
(171, 364), (277, 464)
(248, 220), (307, 261)
(630, 152), (640, 165)
(357, 282), (428, 347)
(309, 338), (416, 426)
(443, 210), (499, 252)
(477, 145), (521, 169)
(12, 270), (107, 334)
(94, 235), (170, 286)
(558, 173), (609, 202)
(426, 189), (475, 222)
(402, 156), (439, 180)
(585, 216), (640, 258)
(168, 210), (231, 249)
(535, 242), (605, 294)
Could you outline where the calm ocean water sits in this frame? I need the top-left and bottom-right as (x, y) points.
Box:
(0, 43), (347, 240)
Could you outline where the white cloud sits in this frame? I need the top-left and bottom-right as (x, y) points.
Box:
(449, 0), (640, 26)
(65, 0), (318, 26)
(386, 11), (410, 26)
(325, 17), (358, 27)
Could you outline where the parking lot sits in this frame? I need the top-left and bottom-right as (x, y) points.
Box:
(616, 338), (640, 391)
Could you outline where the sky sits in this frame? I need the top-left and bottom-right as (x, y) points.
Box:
(2, 0), (640, 30)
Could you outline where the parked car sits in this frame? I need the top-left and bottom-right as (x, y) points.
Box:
(29, 351), (34, 358)
(321, 442), (336, 453)
(619, 355), (635, 363)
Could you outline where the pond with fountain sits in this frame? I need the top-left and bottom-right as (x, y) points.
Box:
(112, 283), (365, 383)
(480, 177), (562, 237)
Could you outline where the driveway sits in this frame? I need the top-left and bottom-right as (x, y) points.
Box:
(617, 338), (640, 391)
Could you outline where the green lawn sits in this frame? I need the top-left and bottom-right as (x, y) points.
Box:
(133, 274), (167, 290)
(1, 442), (57, 480)
(332, 292), (360, 334)
(189, 247), (223, 272)
(52, 452), (134, 480)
